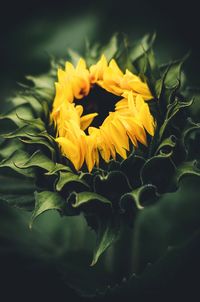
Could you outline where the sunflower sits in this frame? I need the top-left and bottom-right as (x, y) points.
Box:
(0, 34), (199, 272)
(52, 55), (155, 172)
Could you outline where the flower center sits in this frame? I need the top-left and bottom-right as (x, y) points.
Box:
(75, 85), (121, 129)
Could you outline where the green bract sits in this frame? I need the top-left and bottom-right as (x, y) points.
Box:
(0, 33), (200, 269)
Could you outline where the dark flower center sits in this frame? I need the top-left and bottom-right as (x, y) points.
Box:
(75, 85), (121, 128)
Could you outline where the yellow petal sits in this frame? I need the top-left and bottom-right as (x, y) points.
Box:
(108, 122), (127, 159)
(80, 113), (98, 130)
(76, 58), (87, 71)
(89, 54), (107, 82)
(115, 98), (128, 111)
(56, 137), (80, 170)
(100, 126), (116, 160)
(65, 61), (75, 73)
(75, 105), (83, 117)
(85, 136), (96, 172)
(57, 68), (66, 83)
(112, 117), (129, 151)
(127, 117), (147, 146)
(109, 59), (123, 77)
(136, 95), (155, 136)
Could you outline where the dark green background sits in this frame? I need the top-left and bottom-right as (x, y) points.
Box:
(0, 1), (200, 301)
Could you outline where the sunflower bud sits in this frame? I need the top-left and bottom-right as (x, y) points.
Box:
(0, 33), (199, 271)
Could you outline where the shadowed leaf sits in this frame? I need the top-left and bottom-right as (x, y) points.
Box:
(30, 190), (65, 228)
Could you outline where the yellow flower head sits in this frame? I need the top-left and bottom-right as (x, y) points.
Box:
(51, 55), (155, 172)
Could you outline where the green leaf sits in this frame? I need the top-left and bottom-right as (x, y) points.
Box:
(68, 191), (112, 209)
(128, 34), (159, 96)
(141, 154), (176, 193)
(55, 171), (89, 191)
(1, 123), (42, 139)
(182, 118), (200, 158)
(20, 136), (56, 160)
(114, 34), (134, 72)
(10, 94), (43, 116)
(0, 150), (35, 177)
(0, 104), (35, 127)
(40, 99), (51, 120)
(101, 33), (118, 61)
(16, 150), (55, 172)
(162, 56), (188, 89)
(130, 33), (156, 63)
(0, 139), (23, 159)
(13, 117), (45, 131)
(133, 47), (159, 90)
(159, 98), (193, 140)
(120, 184), (159, 211)
(156, 56), (188, 113)
(139, 48), (160, 95)
(26, 73), (55, 100)
(155, 135), (177, 155)
(67, 48), (81, 65)
(121, 155), (145, 189)
(91, 214), (121, 266)
(45, 163), (72, 175)
(93, 171), (132, 202)
(173, 160), (200, 187)
(30, 191), (65, 228)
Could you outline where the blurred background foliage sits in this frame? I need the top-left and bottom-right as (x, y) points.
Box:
(0, 0), (200, 301)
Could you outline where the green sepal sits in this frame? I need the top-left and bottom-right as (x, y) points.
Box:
(120, 184), (159, 212)
(130, 33), (156, 63)
(141, 154), (176, 193)
(55, 171), (89, 191)
(158, 98), (194, 140)
(155, 135), (177, 155)
(0, 138), (23, 159)
(181, 118), (200, 159)
(130, 33), (160, 94)
(0, 103), (35, 128)
(68, 191), (112, 210)
(1, 122), (44, 139)
(16, 150), (55, 172)
(0, 150), (35, 178)
(67, 48), (82, 66)
(19, 135), (56, 160)
(156, 56), (189, 115)
(10, 94), (43, 116)
(85, 33), (119, 65)
(93, 170), (132, 203)
(120, 155), (145, 189)
(26, 73), (55, 101)
(161, 55), (188, 89)
(172, 160), (200, 188)
(45, 163), (72, 175)
(101, 33), (119, 61)
(30, 190), (65, 228)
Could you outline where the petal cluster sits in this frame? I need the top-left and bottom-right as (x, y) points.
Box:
(51, 55), (155, 172)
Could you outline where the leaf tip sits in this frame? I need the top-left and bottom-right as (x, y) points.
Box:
(29, 220), (33, 230)
(90, 258), (97, 267)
